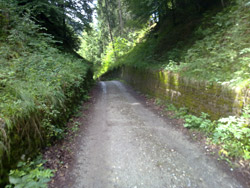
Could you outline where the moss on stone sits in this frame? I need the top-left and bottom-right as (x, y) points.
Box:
(121, 66), (249, 120)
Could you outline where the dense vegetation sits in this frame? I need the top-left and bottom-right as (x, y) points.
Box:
(0, 0), (93, 186)
(80, 0), (249, 86)
(121, 0), (250, 86)
(163, 102), (250, 163)
(0, 0), (249, 186)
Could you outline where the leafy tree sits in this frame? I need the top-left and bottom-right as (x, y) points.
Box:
(80, 0), (228, 79)
(79, 30), (103, 67)
(124, 0), (225, 26)
(16, 0), (93, 51)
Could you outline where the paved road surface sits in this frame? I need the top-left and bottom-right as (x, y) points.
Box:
(65, 81), (245, 188)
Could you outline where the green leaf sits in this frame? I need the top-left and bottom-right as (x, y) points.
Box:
(9, 176), (22, 185)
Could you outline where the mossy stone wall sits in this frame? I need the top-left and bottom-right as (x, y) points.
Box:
(121, 66), (248, 120)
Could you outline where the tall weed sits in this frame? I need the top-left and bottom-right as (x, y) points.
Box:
(0, 1), (92, 185)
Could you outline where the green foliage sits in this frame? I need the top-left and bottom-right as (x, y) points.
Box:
(165, 104), (177, 112)
(78, 31), (103, 68)
(5, 156), (53, 188)
(184, 113), (212, 130)
(155, 98), (163, 105)
(174, 107), (188, 119)
(71, 121), (81, 132)
(80, 0), (155, 78)
(123, 0), (157, 23)
(16, 0), (93, 51)
(93, 25), (153, 78)
(164, 103), (188, 119)
(91, 0), (249, 83)
(106, 0), (250, 87)
(182, 108), (250, 161)
(213, 107), (250, 160)
(178, 0), (250, 85)
(94, 35), (136, 78)
(123, 0), (215, 25)
(0, 1), (92, 185)
(164, 102), (250, 161)
(163, 60), (179, 72)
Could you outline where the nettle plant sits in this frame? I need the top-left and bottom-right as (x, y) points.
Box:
(165, 102), (250, 161)
(184, 112), (213, 131)
(5, 156), (54, 188)
(213, 106), (250, 160)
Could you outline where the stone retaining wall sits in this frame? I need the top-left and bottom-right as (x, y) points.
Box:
(121, 66), (250, 119)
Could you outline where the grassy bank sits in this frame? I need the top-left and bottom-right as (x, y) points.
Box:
(0, 1), (93, 185)
(100, 0), (249, 87)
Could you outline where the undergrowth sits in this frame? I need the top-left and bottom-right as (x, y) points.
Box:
(5, 156), (53, 188)
(177, 0), (250, 85)
(162, 100), (250, 163)
(0, 1), (93, 185)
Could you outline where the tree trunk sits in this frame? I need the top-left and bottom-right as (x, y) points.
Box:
(104, 0), (117, 58)
(118, 0), (124, 35)
(61, 0), (66, 47)
(171, 0), (176, 25)
(221, 0), (225, 7)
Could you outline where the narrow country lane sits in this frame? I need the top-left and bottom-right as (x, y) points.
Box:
(64, 81), (245, 188)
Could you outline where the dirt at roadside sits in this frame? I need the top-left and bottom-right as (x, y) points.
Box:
(43, 85), (100, 188)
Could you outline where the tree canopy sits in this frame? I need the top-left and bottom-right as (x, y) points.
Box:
(16, 0), (93, 50)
